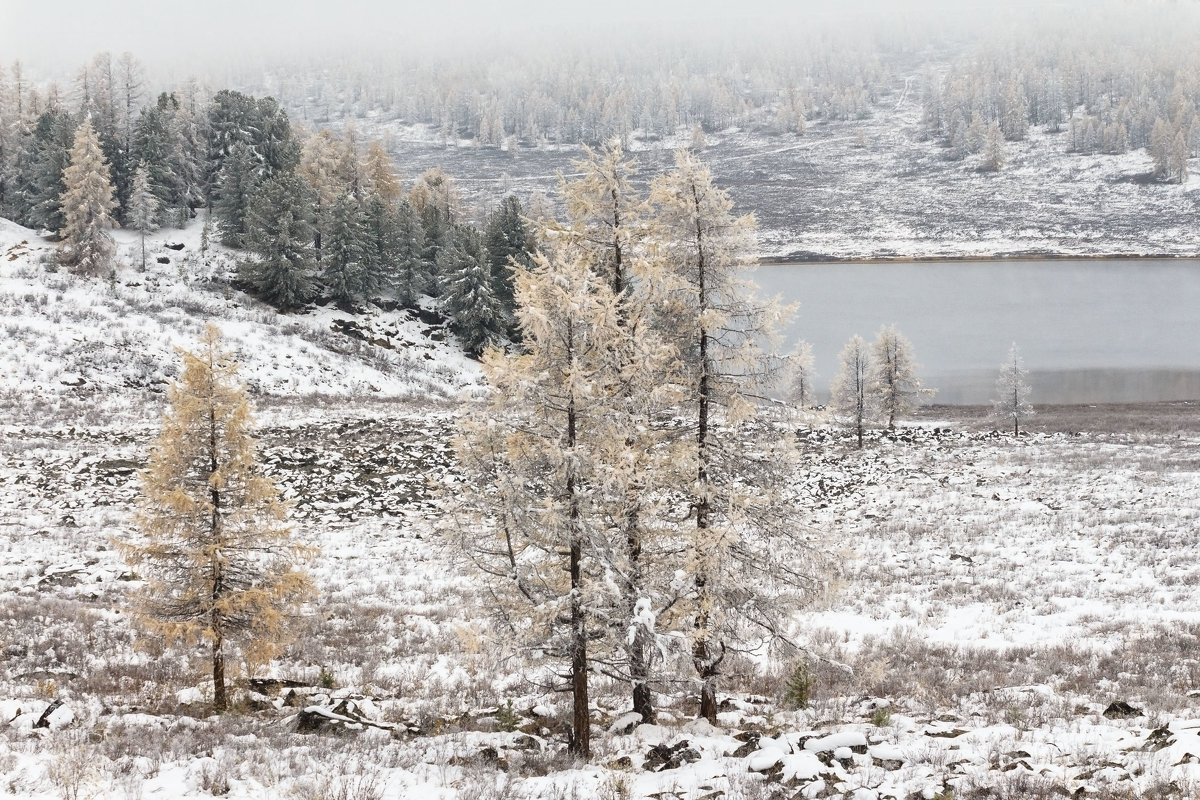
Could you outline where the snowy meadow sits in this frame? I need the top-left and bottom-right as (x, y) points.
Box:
(1, 218), (1199, 799)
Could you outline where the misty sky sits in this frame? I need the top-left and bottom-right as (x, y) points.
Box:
(0, 0), (825, 72)
(0, 0), (1046, 76)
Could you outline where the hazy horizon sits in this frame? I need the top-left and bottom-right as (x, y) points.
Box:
(0, 0), (1110, 79)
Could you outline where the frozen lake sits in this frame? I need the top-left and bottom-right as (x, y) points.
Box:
(754, 259), (1200, 404)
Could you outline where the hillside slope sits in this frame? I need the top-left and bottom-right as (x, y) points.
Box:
(0, 215), (478, 429)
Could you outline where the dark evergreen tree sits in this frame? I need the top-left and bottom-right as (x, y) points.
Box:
(168, 101), (205, 224)
(205, 89), (257, 202)
(27, 108), (77, 234)
(132, 103), (180, 211)
(360, 192), (403, 300)
(240, 174), (316, 310)
(206, 91), (299, 233)
(420, 205), (449, 298)
(4, 120), (40, 224)
(253, 96), (300, 178)
(213, 142), (260, 247)
(98, 124), (131, 223)
(321, 192), (369, 305)
(484, 194), (534, 322)
(439, 224), (507, 355)
(392, 198), (429, 306)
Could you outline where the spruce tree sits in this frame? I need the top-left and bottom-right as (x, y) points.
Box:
(57, 117), (119, 277)
(240, 174), (316, 309)
(213, 142), (260, 248)
(391, 198), (429, 305)
(28, 108), (77, 234)
(360, 192), (402, 300)
(321, 192), (369, 305)
(122, 325), (313, 712)
(439, 224), (506, 355)
(168, 102), (206, 224)
(484, 194), (534, 322)
(132, 103), (180, 212)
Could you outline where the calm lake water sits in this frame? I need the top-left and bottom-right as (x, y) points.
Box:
(752, 259), (1200, 404)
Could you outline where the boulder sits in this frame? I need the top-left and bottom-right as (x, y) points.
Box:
(644, 740), (701, 771)
(1103, 701), (1143, 720)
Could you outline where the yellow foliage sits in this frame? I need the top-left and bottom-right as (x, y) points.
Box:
(120, 324), (315, 708)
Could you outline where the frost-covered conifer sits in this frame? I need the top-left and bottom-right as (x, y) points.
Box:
(651, 149), (808, 725)
(438, 224), (506, 354)
(869, 324), (933, 430)
(128, 163), (159, 271)
(831, 334), (871, 448)
(57, 117), (118, 277)
(992, 342), (1034, 436)
(213, 142), (259, 247)
(455, 237), (628, 760)
(484, 194), (534, 323)
(240, 174), (316, 309)
(981, 121), (1005, 171)
(391, 198), (429, 305)
(363, 140), (401, 203)
(788, 340), (817, 412)
(559, 140), (677, 724)
(321, 192), (369, 305)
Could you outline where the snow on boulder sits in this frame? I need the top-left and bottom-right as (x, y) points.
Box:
(804, 731), (868, 753)
(40, 702), (74, 730)
(608, 711), (643, 735)
(176, 687), (206, 705)
(780, 751), (826, 783)
(747, 749), (784, 772)
(869, 742), (906, 767)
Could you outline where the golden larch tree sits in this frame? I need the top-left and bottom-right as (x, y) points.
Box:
(123, 325), (313, 712)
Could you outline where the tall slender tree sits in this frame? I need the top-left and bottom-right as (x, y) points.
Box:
(455, 237), (628, 760)
(27, 108), (77, 233)
(321, 192), (369, 305)
(869, 324), (933, 430)
(787, 340), (817, 413)
(559, 140), (668, 723)
(122, 325), (313, 712)
(650, 149), (797, 724)
(831, 334), (871, 448)
(992, 342), (1034, 436)
(213, 142), (260, 247)
(128, 163), (159, 271)
(58, 117), (118, 277)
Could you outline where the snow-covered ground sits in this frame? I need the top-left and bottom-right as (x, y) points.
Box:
(334, 70), (1200, 264)
(0, 215), (479, 430)
(3, 218), (1200, 798)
